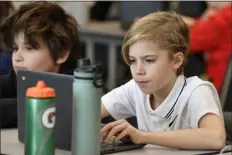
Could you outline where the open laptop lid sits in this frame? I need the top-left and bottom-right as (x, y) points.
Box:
(17, 70), (73, 150)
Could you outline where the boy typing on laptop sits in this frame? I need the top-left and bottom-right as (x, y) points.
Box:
(100, 12), (226, 150)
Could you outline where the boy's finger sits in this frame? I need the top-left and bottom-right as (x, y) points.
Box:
(100, 124), (111, 135)
(114, 129), (127, 142)
(100, 119), (125, 134)
(105, 123), (126, 142)
(101, 132), (108, 142)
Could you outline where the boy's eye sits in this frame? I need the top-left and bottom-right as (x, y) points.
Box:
(26, 47), (33, 51)
(129, 59), (136, 65)
(144, 59), (155, 63)
(12, 47), (18, 52)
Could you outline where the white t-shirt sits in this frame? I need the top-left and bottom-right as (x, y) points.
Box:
(101, 75), (223, 132)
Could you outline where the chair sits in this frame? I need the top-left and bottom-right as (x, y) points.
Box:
(220, 53), (232, 144)
(220, 54), (232, 112)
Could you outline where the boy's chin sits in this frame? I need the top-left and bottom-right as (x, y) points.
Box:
(139, 87), (154, 95)
(14, 68), (29, 74)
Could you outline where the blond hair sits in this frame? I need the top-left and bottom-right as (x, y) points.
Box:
(122, 11), (189, 75)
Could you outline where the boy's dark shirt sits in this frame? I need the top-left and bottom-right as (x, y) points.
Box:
(0, 70), (73, 128)
(0, 50), (13, 76)
(0, 70), (17, 98)
(0, 70), (17, 128)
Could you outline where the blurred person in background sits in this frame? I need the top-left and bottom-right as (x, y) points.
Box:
(0, 1), (14, 75)
(181, 1), (232, 93)
(182, 1), (232, 144)
(90, 1), (113, 21)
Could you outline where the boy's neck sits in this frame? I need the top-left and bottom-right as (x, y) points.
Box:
(152, 76), (177, 107)
(50, 65), (60, 73)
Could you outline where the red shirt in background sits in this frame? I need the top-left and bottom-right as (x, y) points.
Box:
(189, 5), (232, 92)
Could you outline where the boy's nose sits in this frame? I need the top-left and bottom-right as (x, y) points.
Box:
(135, 63), (145, 75)
(13, 51), (24, 62)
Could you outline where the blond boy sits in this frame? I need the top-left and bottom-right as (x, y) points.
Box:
(100, 12), (226, 150)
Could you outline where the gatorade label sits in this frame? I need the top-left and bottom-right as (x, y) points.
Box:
(41, 106), (56, 129)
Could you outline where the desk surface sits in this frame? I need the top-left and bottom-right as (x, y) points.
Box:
(2, 129), (230, 155)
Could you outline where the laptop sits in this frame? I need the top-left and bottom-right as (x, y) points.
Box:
(17, 70), (73, 150)
(119, 1), (168, 31)
(17, 70), (145, 154)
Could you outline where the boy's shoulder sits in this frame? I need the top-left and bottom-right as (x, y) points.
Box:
(0, 70), (17, 98)
(186, 76), (214, 88)
(184, 76), (220, 104)
(174, 76), (222, 120)
(183, 76), (219, 100)
(0, 70), (14, 83)
(0, 71), (18, 128)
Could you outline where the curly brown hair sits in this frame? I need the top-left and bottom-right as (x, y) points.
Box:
(0, 1), (80, 72)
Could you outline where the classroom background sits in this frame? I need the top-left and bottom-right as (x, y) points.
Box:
(0, 0), (231, 146)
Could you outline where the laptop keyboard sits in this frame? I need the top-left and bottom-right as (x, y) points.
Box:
(101, 142), (114, 149)
(101, 141), (123, 149)
(100, 141), (125, 154)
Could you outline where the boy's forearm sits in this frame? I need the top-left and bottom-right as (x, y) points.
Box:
(139, 128), (225, 150)
(101, 103), (110, 119)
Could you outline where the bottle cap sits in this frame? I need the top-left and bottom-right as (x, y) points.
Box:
(75, 58), (103, 74)
(77, 58), (91, 68)
(26, 81), (56, 98)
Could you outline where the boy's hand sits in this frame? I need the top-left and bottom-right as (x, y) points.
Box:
(100, 119), (143, 144)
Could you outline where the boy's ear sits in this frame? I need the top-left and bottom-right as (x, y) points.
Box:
(56, 49), (70, 64)
(173, 52), (184, 70)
